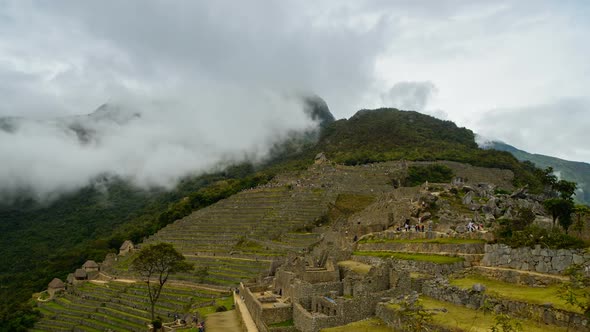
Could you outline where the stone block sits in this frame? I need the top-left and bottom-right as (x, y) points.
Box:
(536, 261), (548, 273)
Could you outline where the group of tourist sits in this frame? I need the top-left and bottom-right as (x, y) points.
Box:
(395, 219), (426, 232)
(466, 221), (483, 232)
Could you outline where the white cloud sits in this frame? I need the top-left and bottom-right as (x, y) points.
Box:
(0, 0), (589, 201)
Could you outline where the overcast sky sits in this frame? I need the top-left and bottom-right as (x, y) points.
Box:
(1, 1), (589, 199)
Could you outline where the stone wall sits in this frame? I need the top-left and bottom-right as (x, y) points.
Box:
(357, 242), (485, 255)
(473, 266), (565, 287)
(421, 278), (589, 330)
(293, 302), (341, 332)
(292, 280), (342, 309)
(240, 283), (293, 330)
(481, 244), (590, 274)
(353, 255), (464, 276)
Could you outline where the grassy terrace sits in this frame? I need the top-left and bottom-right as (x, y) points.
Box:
(337, 260), (372, 274)
(422, 297), (570, 332)
(35, 280), (232, 331)
(321, 317), (393, 332)
(353, 251), (464, 264)
(358, 238), (486, 245)
(450, 274), (582, 313)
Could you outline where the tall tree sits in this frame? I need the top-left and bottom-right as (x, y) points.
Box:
(131, 243), (193, 325)
(543, 198), (575, 232)
(573, 205), (590, 235)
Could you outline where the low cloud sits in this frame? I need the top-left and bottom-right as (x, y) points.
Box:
(0, 90), (317, 202)
(380, 81), (438, 111)
(474, 98), (590, 163)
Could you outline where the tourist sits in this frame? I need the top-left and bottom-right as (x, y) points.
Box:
(467, 221), (475, 232)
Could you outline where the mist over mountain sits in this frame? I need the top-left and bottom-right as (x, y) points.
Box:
(0, 93), (327, 202)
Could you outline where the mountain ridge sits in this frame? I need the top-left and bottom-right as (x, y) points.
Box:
(483, 140), (590, 205)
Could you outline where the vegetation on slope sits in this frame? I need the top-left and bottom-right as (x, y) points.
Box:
(316, 109), (544, 191)
(0, 107), (551, 329)
(487, 141), (590, 205)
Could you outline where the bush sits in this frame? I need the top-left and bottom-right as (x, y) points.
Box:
(404, 164), (454, 186)
(495, 224), (586, 249)
(215, 305), (228, 312)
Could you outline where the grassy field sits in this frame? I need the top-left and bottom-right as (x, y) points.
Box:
(194, 296), (235, 318)
(422, 297), (570, 332)
(359, 238), (486, 245)
(321, 317), (393, 332)
(353, 251), (464, 264)
(450, 274), (581, 313)
(337, 260), (372, 274)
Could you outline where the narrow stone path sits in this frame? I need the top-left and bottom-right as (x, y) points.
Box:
(206, 310), (244, 332)
(475, 265), (569, 281)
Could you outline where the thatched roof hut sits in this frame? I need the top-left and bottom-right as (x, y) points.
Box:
(48, 278), (65, 289)
(74, 268), (87, 280)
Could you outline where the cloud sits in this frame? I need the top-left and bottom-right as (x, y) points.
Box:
(474, 98), (590, 163)
(0, 0), (589, 201)
(0, 90), (317, 202)
(380, 81), (438, 111)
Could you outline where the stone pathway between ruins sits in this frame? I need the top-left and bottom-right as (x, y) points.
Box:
(205, 310), (244, 332)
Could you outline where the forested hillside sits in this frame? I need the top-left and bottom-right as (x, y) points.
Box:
(0, 107), (546, 330)
(486, 141), (590, 205)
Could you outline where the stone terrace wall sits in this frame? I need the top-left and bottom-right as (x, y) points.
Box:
(293, 303), (341, 332)
(422, 279), (589, 330)
(353, 255), (464, 276)
(481, 244), (590, 274)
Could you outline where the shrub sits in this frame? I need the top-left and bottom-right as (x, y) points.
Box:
(404, 164), (454, 186)
(495, 224), (586, 249)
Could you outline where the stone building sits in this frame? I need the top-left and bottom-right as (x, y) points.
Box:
(47, 278), (65, 297)
(74, 268), (87, 281)
(240, 251), (407, 332)
(119, 240), (134, 256)
(82, 260), (99, 272)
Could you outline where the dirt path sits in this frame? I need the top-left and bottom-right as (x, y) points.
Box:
(205, 310), (244, 332)
(475, 265), (569, 281)
(184, 254), (273, 263)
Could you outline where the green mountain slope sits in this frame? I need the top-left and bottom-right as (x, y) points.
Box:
(486, 141), (590, 205)
(0, 107), (546, 330)
(316, 109), (543, 190)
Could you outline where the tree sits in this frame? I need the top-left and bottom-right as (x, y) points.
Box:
(555, 180), (577, 199)
(543, 198), (575, 232)
(131, 243), (193, 324)
(573, 205), (590, 235)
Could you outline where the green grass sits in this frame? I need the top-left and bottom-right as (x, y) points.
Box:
(450, 274), (581, 313)
(269, 319), (294, 327)
(353, 251), (464, 264)
(359, 238), (485, 245)
(422, 297), (569, 332)
(194, 296), (234, 318)
(320, 317), (393, 332)
(334, 194), (375, 214)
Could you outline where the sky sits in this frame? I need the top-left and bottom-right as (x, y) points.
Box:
(1, 1), (589, 199)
